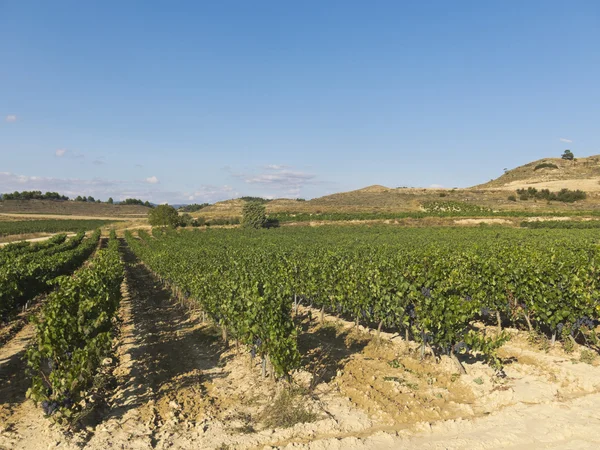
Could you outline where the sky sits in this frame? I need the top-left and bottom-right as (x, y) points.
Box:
(1, 1), (599, 204)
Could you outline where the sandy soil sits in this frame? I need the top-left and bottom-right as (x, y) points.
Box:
(2, 247), (600, 449)
(0, 233), (77, 247)
(453, 219), (513, 226)
(489, 178), (600, 192)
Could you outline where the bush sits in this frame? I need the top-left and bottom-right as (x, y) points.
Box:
(207, 217), (241, 226)
(179, 203), (210, 212)
(178, 213), (194, 227)
(534, 163), (558, 171)
(239, 196), (271, 204)
(516, 187), (586, 203)
(242, 202), (267, 229)
(507, 195), (517, 202)
(148, 205), (180, 228)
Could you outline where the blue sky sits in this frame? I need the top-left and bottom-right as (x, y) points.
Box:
(1, 1), (599, 203)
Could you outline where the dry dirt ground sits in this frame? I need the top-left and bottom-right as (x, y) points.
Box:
(2, 248), (600, 449)
(0, 233), (77, 247)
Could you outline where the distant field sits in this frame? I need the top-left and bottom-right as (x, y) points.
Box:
(0, 199), (150, 217)
(0, 219), (118, 237)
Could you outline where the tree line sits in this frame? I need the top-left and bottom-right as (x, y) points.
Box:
(1, 190), (153, 207)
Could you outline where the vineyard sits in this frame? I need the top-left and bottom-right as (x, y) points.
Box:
(0, 219), (117, 238)
(125, 226), (600, 378)
(0, 230), (101, 320)
(2, 225), (600, 449)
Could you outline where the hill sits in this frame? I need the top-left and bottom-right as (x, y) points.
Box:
(475, 155), (600, 191)
(191, 156), (600, 220)
(0, 199), (151, 218)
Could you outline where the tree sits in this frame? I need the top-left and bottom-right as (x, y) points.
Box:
(107, 197), (114, 204)
(87, 196), (95, 203)
(562, 149), (574, 160)
(242, 202), (267, 229)
(148, 204), (180, 228)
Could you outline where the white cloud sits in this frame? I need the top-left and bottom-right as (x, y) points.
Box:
(145, 176), (159, 184)
(559, 138), (573, 143)
(429, 184), (444, 188)
(264, 164), (288, 170)
(185, 185), (238, 203)
(55, 149), (67, 157)
(5, 115), (17, 123)
(231, 164), (316, 197)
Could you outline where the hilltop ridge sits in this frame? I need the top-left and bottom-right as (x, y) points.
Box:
(474, 154), (600, 191)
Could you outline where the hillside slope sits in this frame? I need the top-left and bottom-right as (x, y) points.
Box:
(0, 200), (150, 218)
(474, 155), (600, 191)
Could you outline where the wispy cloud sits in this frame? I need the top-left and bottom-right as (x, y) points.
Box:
(233, 165), (318, 197)
(264, 164), (289, 170)
(559, 138), (573, 143)
(145, 176), (159, 184)
(5, 115), (17, 123)
(54, 149), (85, 159)
(185, 185), (238, 203)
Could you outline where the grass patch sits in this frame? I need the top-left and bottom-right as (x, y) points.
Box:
(261, 387), (318, 429)
(580, 349), (596, 365)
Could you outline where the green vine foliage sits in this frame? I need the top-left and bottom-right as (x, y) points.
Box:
(0, 230), (101, 320)
(125, 226), (600, 377)
(26, 231), (123, 422)
(0, 233), (67, 258)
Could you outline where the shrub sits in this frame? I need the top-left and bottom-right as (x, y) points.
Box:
(179, 203), (210, 212)
(239, 196), (271, 204)
(516, 188), (586, 203)
(534, 163), (558, 171)
(507, 195), (517, 202)
(178, 213), (194, 227)
(242, 202), (267, 229)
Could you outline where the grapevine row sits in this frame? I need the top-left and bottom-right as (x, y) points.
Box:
(126, 226), (600, 376)
(0, 233), (67, 258)
(0, 230), (101, 320)
(26, 230), (124, 422)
